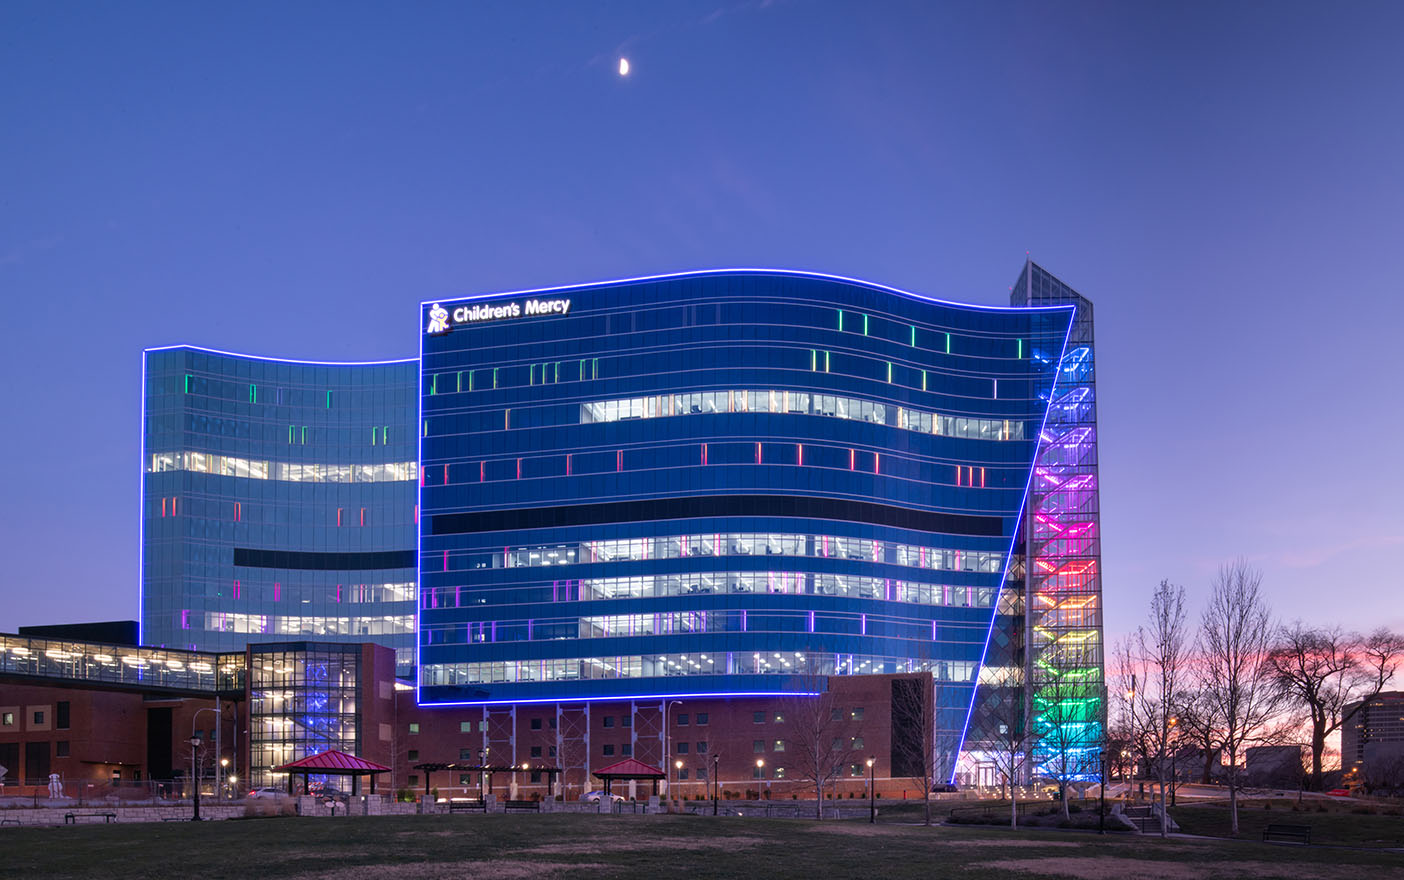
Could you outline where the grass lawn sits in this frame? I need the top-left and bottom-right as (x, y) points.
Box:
(4, 813), (1404, 879)
(1170, 799), (1404, 849)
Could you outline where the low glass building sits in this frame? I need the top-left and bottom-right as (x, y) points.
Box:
(417, 270), (1081, 773)
(141, 347), (419, 675)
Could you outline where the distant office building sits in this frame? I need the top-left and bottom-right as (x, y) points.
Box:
(1343, 691), (1404, 782)
(141, 347), (419, 675)
(417, 267), (1102, 783)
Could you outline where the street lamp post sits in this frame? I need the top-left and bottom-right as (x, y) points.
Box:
(1168, 717), (1178, 807)
(220, 757), (230, 800)
(663, 700), (682, 797)
(755, 758), (764, 800)
(1098, 748), (1107, 835)
(191, 706), (219, 804)
(1126, 675), (1137, 800)
(712, 753), (720, 816)
(867, 757), (875, 823)
(187, 736), (203, 821)
(478, 747), (489, 797)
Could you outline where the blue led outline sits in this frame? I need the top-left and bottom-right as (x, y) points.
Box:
(416, 311), (425, 698)
(139, 350), (148, 645)
(143, 343), (414, 366)
(418, 269), (1075, 712)
(421, 268), (1079, 315)
(423, 689), (820, 707)
(947, 305), (1077, 784)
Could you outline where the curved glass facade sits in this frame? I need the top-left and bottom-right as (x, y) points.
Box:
(418, 271), (1077, 765)
(141, 347), (419, 675)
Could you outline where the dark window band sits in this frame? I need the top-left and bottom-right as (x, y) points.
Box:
(233, 548), (416, 570)
(430, 495), (1003, 538)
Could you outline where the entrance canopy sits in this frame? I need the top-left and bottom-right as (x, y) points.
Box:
(592, 758), (666, 796)
(274, 749), (392, 796)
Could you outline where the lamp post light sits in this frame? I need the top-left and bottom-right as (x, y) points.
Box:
(220, 757), (230, 799)
(867, 757), (875, 823)
(1098, 748), (1107, 835)
(663, 700), (682, 797)
(191, 706), (219, 803)
(478, 747), (488, 797)
(712, 753), (720, 816)
(1168, 717), (1178, 807)
(1126, 675), (1137, 799)
(187, 736), (203, 821)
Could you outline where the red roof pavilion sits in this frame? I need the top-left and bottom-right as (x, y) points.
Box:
(274, 749), (392, 796)
(592, 758), (666, 796)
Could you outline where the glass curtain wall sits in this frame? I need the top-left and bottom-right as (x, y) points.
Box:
(247, 643), (361, 788)
(419, 270), (1073, 783)
(1013, 262), (1105, 783)
(141, 347), (419, 676)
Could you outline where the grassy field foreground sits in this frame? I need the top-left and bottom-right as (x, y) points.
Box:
(1170, 799), (1404, 848)
(4, 812), (1404, 880)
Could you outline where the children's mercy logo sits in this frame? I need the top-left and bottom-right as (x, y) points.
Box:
(425, 298), (571, 334)
(426, 303), (450, 334)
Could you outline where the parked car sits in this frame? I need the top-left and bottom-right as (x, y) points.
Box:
(1326, 788), (1353, 797)
(247, 787), (289, 799)
(308, 782), (345, 799)
(581, 791), (625, 804)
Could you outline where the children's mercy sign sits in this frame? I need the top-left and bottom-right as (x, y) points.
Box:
(426, 299), (571, 334)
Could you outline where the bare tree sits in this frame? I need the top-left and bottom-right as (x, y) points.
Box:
(782, 684), (857, 820)
(890, 674), (938, 825)
(1362, 750), (1404, 796)
(1137, 579), (1189, 837)
(1198, 559), (1281, 835)
(984, 675), (1036, 828)
(1108, 635), (1143, 785)
(1174, 680), (1224, 785)
(1268, 624), (1404, 790)
(1034, 667), (1102, 820)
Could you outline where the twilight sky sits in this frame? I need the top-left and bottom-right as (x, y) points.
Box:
(2, 1), (1401, 646)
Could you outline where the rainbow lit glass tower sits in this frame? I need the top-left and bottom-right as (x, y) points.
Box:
(1011, 261), (1105, 781)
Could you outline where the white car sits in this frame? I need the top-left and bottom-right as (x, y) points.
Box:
(581, 791), (625, 804)
(247, 787), (289, 799)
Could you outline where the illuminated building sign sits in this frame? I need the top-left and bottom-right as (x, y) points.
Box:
(426, 299), (571, 334)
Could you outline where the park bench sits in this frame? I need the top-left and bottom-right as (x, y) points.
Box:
(64, 812), (117, 824)
(1262, 823), (1311, 845)
(503, 800), (540, 813)
(447, 799), (487, 813)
